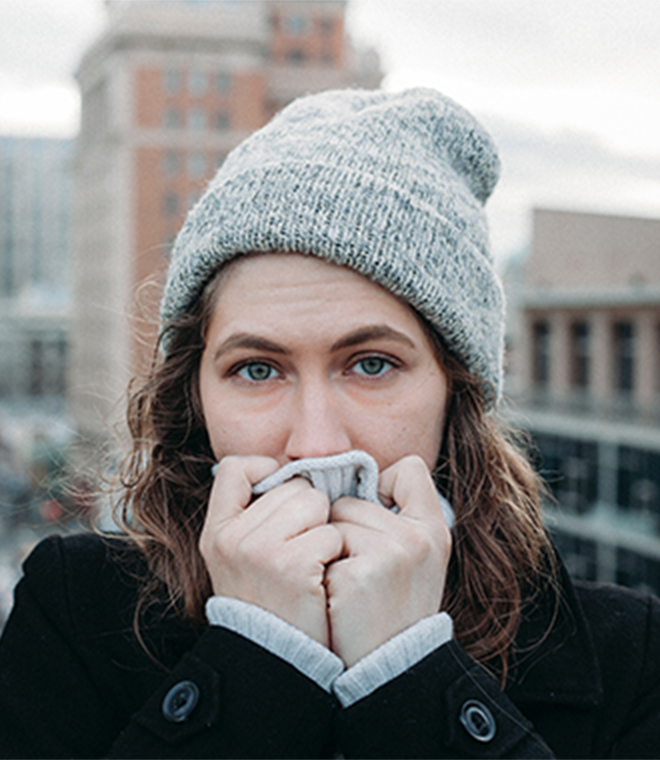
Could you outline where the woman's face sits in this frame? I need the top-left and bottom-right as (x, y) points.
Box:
(199, 253), (449, 472)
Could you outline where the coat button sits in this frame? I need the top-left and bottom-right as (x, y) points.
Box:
(162, 680), (200, 723)
(459, 699), (497, 742)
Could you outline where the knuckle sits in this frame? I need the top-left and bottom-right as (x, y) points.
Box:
(407, 525), (434, 558)
(288, 485), (329, 520)
(388, 539), (412, 570)
(397, 454), (428, 475)
(234, 532), (265, 564)
(214, 455), (240, 477)
(308, 487), (330, 513)
(439, 521), (452, 551)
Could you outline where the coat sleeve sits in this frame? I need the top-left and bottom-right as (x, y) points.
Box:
(336, 640), (556, 759)
(0, 535), (336, 759)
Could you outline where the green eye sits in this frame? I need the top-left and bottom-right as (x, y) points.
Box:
(354, 357), (392, 376)
(237, 362), (278, 381)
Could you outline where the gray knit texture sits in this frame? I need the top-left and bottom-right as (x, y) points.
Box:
(253, 450), (381, 506)
(161, 88), (505, 406)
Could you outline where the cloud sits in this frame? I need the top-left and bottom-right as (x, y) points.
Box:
(351, 0), (660, 88)
(349, 0), (660, 156)
(0, 0), (105, 81)
(482, 116), (660, 258)
(0, 76), (79, 137)
(0, 0), (657, 257)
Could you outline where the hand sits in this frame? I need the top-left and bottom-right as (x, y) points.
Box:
(325, 455), (452, 667)
(199, 455), (343, 647)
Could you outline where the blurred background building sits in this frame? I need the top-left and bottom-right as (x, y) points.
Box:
(0, 136), (72, 402)
(70, 0), (381, 461)
(505, 208), (660, 595)
(1, 0), (660, 624)
(0, 0), (381, 624)
(0, 136), (77, 621)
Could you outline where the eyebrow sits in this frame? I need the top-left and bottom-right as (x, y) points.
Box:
(213, 334), (288, 362)
(330, 325), (416, 352)
(213, 324), (416, 362)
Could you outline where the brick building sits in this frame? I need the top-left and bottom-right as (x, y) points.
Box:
(70, 0), (381, 452)
(507, 208), (660, 594)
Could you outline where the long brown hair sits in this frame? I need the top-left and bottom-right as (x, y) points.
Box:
(113, 259), (556, 680)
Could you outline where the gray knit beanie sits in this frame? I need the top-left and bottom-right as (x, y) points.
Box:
(161, 87), (505, 408)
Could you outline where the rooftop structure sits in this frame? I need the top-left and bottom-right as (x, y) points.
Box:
(507, 208), (660, 594)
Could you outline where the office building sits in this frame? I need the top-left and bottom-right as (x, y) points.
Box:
(0, 136), (72, 403)
(70, 0), (381, 451)
(507, 208), (660, 594)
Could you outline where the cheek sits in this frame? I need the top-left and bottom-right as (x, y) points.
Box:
(201, 390), (287, 460)
(395, 373), (448, 467)
(351, 381), (447, 472)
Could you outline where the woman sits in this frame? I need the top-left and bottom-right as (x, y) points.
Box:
(1, 89), (659, 759)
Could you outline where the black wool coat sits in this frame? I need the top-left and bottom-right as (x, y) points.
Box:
(0, 532), (659, 758)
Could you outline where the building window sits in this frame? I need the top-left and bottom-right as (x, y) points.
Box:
(163, 106), (182, 129)
(282, 15), (310, 35)
(532, 433), (598, 514)
(164, 68), (182, 94)
(570, 320), (590, 390)
(617, 446), (660, 520)
(188, 151), (207, 179)
(189, 106), (207, 131)
(616, 548), (660, 596)
(286, 49), (307, 65)
(550, 530), (598, 582)
(215, 72), (232, 93)
(532, 320), (551, 389)
(163, 192), (179, 217)
(215, 110), (231, 131)
(613, 321), (635, 394)
(188, 69), (207, 96)
(162, 150), (180, 177)
(319, 17), (335, 36)
(29, 336), (67, 396)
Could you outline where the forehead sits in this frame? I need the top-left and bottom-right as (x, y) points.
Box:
(202, 252), (441, 357)
(209, 252), (411, 320)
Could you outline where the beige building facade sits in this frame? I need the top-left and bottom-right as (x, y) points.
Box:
(70, 0), (381, 454)
(507, 208), (660, 593)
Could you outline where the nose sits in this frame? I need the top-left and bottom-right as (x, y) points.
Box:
(284, 377), (352, 461)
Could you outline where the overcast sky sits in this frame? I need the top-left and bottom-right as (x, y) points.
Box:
(1, 0), (659, 260)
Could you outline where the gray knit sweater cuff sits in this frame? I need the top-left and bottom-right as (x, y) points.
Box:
(205, 596), (343, 692)
(332, 612), (454, 707)
(206, 596), (453, 705)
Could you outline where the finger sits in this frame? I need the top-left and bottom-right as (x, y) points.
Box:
(209, 455), (280, 521)
(248, 482), (332, 540)
(329, 518), (393, 557)
(289, 522), (343, 567)
(331, 496), (397, 533)
(378, 455), (445, 523)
